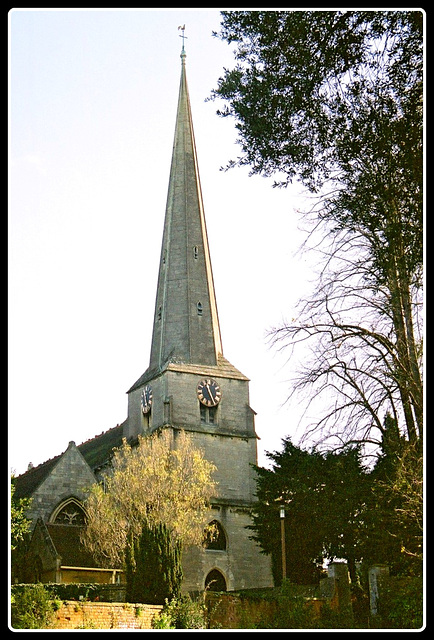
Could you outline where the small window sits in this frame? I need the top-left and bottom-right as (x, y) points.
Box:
(142, 411), (151, 432)
(197, 302), (203, 316)
(157, 306), (162, 321)
(193, 246), (199, 259)
(200, 404), (217, 424)
(200, 403), (207, 423)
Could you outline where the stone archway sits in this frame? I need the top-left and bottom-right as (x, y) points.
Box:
(205, 568), (227, 592)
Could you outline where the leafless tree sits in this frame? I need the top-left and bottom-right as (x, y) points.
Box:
(271, 214), (423, 456)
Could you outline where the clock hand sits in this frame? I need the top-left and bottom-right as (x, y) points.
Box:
(205, 383), (215, 403)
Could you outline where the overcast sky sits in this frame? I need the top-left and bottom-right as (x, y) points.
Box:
(9, 9), (316, 476)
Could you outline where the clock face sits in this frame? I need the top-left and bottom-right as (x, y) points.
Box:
(197, 379), (221, 407)
(141, 385), (153, 414)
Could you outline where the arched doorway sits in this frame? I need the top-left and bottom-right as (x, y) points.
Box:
(205, 568), (227, 592)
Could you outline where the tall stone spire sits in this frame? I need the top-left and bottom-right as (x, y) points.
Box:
(148, 49), (223, 372)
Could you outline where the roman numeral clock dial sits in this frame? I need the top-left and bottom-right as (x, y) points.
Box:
(197, 379), (221, 407)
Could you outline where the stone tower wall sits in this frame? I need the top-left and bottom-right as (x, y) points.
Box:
(182, 504), (273, 592)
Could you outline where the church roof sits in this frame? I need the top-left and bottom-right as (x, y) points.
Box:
(13, 423), (125, 500)
(128, 354), (249, 393)
(45, 523), (100, 568)
(77, 422), (125, 470)
(13, 455), (60, 501)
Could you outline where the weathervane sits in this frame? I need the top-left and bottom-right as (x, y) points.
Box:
(178, 24), (187, 54)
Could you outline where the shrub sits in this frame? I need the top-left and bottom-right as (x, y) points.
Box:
(11, 584), (56, 629)
(43, 582), (99, 601)
(377, 576), (423, 629)
(152, 595), (206, 629)
(240, 581), (354, 629)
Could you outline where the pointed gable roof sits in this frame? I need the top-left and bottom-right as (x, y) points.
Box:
(13, 455), (60, 501)
(13, 424), (124, 500)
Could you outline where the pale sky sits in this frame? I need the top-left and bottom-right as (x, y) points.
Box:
(9, 8), (315, 477)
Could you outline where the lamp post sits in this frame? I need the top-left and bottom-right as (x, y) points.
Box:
(280, 506), (286, 582)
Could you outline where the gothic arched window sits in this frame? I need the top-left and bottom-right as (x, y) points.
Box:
(50, 498), (87, 526)
(204, 520), (227, 551)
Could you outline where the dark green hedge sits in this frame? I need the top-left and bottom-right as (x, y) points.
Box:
(12, 582), (124, 603)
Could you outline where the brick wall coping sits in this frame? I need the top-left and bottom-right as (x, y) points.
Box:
(61, 600), (162, 608)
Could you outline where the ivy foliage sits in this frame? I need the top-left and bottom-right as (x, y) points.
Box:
(11, 478), (32, 551)
(376, 576), (423, 629)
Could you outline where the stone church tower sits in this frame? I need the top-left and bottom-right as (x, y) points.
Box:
(12, 46), (273, 593)
(123, 48), (273, 592)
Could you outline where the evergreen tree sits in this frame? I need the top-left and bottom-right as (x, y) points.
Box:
(211, 11), (423, 450)
(250, 438), (368, 584)
(125, 519), (183, 605)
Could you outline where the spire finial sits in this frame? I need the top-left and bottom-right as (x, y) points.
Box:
(178, 24), (187, 59)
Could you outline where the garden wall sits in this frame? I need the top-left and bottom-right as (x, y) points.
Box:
(52, 601), (162, 629)
(204, 562), (351, 629)
(205, 590), (335, 629)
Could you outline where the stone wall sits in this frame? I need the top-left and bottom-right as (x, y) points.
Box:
(206, 592), (277, 629)
(51, 601), (162, 630)
(205, 562), (351, 629)
(204, 590), (338, 629)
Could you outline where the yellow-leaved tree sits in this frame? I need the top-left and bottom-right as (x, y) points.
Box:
(81, 429), (217, 568)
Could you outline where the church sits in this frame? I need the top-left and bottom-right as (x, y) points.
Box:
(12, 45), (274, 593)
